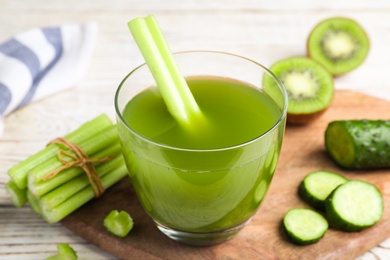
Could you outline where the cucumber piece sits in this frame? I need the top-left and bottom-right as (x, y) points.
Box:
(299, 171), (348, 211)
(283, 208), (328, 245)
(325, 120), (390, 169)
(325, 180), (384, 231)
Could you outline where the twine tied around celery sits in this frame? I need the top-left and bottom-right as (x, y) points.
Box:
(42, 137), (113, 197)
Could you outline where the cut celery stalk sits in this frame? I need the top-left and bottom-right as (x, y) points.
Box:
(5, 180), (27, 207)
(8, 114), (113, 189)
(29, 142), (122, 197)
(40, 154), (125, 208)
(41, 163), (128, 223)
(28, 124), (119, 185)
(56, 243), (77, 260)
(27, 190), (42, 216)
(104, 210), (134, 238)
(45, 243), (77, 260)
(128, 15), (202, 127)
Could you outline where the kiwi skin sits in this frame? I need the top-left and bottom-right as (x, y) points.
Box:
(307, 17), (370, 76)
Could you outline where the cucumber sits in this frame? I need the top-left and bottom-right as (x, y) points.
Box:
(325, 120), (390, 169)
(299, 170), (348, 211)
(283, 208), (328, 245)
(325, 180), (384, 232)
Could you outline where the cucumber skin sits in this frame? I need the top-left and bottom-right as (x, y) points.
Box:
(325, 120), (390, 169)
(298, 182), (323, 211)
(284, 226), (325, 245)
(325, 180), (384, 232)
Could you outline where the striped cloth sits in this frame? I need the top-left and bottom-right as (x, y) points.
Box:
(0, 22), (98, 135)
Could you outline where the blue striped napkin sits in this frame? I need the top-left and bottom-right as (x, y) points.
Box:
(0, 22), (98, 135)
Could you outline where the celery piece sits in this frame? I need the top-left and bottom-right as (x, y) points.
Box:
(45, 243), (77, 260)
(29, 142), (122, 197)
(104, 210), (134, 238)
(27, 190), (42, 216)
(128, 15), (202, 127)
(8, 114), (113, 189)
(5, 180), (27, 207)
(41, 163), (128, 223)
(57, 243), (77, 260)
(40, 154), (125, 208)
(28, 124), (119, 185)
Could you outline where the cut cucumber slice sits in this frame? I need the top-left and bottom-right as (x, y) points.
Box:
(299, 170), (348, 211)
(283, 208), (328, 245)
(325, 180), (384, 231)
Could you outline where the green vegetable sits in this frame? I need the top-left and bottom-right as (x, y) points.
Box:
(104, 210), (134, 238)
(283, 208), (328, 245)
(29, 142), (122, 197)
(28, 124), (119, 187)
(285, 172), (383, 245)
(7, 114), (129, 224)
(299, 170), (347, 210)
(128, 15), (204, 129)
(45, 243), (77, 260)
(5, 180), (27, 207)
(8, 114), (112, 189)
(41, 163), (128, 223)
(27, 190), (42, 216)
(325, 180), (384, 231)
(40, 153), (124, 209)
(325, 120), (390, 169)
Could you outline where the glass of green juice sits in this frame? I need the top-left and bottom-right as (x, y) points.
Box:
(115, 51), (287, 246)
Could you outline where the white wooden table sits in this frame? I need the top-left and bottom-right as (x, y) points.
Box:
(1, 0), (390, 259)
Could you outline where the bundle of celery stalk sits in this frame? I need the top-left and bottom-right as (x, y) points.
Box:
(5, 114), (128, 223)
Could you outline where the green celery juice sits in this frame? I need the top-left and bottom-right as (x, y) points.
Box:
(119, 76), (283, 232)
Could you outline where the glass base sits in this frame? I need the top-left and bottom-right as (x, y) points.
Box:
(155, 218), (252, 246)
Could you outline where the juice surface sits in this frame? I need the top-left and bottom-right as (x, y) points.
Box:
(119, 76), (284, 232)
(122, 76), (281, 149)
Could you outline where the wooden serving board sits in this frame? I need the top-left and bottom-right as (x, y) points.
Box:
(62, 90), (390, 260)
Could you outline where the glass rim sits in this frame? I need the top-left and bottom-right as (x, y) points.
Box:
(114, 50), (288, 152)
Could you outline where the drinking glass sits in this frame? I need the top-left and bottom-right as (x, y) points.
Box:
(115, 51), (287, 246)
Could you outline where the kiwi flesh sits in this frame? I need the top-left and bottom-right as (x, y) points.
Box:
(307, 17), (370, 76)
(263, 57), (334, 124)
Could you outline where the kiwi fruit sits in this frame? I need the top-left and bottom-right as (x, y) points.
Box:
(307, 17), (370, 76)
(263, 57), (334, 124)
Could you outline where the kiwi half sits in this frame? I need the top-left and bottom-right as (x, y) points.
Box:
(307, 17), (370, 76)
(263, 57), (334, 124)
